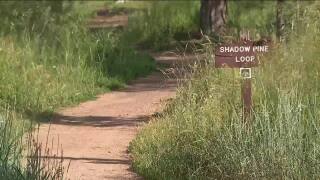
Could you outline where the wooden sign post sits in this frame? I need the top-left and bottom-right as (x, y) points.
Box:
(215, 40), (269, 122)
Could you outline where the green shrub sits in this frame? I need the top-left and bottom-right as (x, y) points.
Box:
(0, 1), (156, 179)
(0, 14), (155, 119)
(228, 0), (276, 36)
(127, 1), (200, 50)
(131, 1), (320, 179)
(0, 109), (67, 180)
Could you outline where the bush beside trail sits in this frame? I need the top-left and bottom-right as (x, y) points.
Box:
(0, 1), (155, 179)
(131, 2), (320, 179)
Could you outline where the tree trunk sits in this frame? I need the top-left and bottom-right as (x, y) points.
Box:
(200, 0), (211, 34)
(200, 0), (227, 36)
(49, 1), (63, 23)
(276, 0), (285, 42)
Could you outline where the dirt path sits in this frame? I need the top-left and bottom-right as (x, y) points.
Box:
(37, 52), (193, 180)
(38, 8), (198, 179)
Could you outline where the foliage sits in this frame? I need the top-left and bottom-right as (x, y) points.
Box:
(0, 3), (155, 119)
(125, 1), (200, 50)
(228, 0), (276, 37)
(0, 109), (67, 180)
(131, 1), (320, 179)
(0, 1), (155, 179)
(0, 1), (73, 35)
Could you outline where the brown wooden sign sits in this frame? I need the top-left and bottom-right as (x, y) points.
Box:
(214, 40), (270, 122)
(215, 41), (269, 68)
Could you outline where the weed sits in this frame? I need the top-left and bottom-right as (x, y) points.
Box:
(131, 1), (320, 179)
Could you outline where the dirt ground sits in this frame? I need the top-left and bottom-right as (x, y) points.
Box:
(37, 52), (194, 180)
(37, 8), (200, 179)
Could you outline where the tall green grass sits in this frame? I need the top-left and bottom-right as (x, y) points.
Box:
(0, 13), (155, 119)
(131, 1), (320, 179)
(227, 0), (276, 36)
(0, 1), (155, 179)
(0, 108), (67, 179)
(124, 1), (200, 50)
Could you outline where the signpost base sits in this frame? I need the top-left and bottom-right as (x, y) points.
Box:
(242, 78), (252, 122)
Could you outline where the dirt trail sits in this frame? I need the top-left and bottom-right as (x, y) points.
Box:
(38, 52), (194, 180)
(38, 9), (198, 179)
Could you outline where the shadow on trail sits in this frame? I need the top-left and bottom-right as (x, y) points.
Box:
(120, 72), (178, 93)
(31, 156), (130, 165)
(45, 114), (149, 128)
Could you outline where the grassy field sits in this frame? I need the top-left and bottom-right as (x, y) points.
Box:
(0, 1), (155, 178)
(0, 107), (70, 179)
(1, 1), (319, 179)
(121, 1), (200, 50)
(131, 1), (320, 179)
(0, 1), (156, 119)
